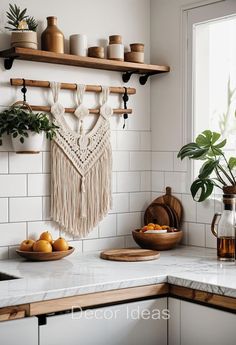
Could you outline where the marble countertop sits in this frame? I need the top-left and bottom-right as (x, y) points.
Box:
(0, 246), (235, 308)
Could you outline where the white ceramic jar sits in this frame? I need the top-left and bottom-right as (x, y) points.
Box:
(70, 34), (87, 56)
(107, 35), (124, 61)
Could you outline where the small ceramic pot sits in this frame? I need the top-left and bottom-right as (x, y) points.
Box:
(11, 131), (44, 154)
(70, 34), (87, 56)
(11, 31), (38, 49)
(107, 44), (124, 61)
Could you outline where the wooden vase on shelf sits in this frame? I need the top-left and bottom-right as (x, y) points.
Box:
(41, 16), (64, 53)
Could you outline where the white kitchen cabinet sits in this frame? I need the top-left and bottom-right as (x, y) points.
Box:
(39, 298), (167, 345)
(0, 317), (38, 345)
(168, 297), (236, 345)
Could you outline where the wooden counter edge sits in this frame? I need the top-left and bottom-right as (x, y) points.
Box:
(28, 283), (169, 316)
(1, 283), (236, 320)
(169, 284), (236, 312)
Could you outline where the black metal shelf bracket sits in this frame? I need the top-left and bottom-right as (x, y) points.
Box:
(139, 72), (156, 85)
(4, 57), (15, 70)
(122, 70), (138, 83)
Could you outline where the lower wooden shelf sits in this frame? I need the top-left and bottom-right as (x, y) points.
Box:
(0, 47), (170, 84)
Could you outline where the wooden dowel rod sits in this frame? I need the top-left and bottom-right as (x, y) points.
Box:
(10, 78), (136, 95)
(30, 105), (132, 115)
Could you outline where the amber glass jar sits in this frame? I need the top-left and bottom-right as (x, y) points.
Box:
(41, 16), (64, 53)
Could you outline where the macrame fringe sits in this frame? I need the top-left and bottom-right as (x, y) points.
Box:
(51, 141), (112, 238)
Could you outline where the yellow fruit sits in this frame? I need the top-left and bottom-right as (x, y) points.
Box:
(141, 226), (148, 232)
(154, 225), (162, 230)
(20, 239), (35, 252)
(147, 223), (155, 227)
(33, 240), (52, 253)
(146, 225), (155, 230)
(52, 237), (69, 251)
(39, 231), (53, 244)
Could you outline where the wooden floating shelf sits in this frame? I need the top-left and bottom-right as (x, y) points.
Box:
(0, 47), (170, 85)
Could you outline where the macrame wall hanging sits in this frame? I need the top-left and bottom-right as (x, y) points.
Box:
(50, 82), (113, 237)
(9, 78), (135, 237)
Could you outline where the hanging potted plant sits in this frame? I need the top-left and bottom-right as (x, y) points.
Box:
(0, 102), (58, 153)
(5, 3), (38, 49)
(177, 130), (236, 201)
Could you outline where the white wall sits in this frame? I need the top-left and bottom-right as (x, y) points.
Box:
(150, 0), (222, 249)
(0, 0), (152, 258)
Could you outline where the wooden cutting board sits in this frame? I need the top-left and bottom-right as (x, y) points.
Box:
(100, 248), (160, 262)
(153, 186), (183, 225)
(144, 203), (173, 226)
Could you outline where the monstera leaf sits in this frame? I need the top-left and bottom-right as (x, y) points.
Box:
(177, 130), (236, 202)
(190, 179), (215, 202)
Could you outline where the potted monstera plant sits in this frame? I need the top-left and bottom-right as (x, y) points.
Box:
(5, 3), (38, 49)
(177, 130), (236, 201)
(0, 102), (58, 153)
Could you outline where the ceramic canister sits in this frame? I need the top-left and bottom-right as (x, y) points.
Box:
(70, 34), (87, 56)
(107, 43), (124, 61)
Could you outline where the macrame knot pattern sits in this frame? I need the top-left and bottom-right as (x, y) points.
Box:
(50, 83), (112, 237)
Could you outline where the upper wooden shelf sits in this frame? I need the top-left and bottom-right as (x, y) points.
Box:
(0, 47), (170, 85)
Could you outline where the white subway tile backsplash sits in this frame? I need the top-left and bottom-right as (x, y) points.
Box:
(28, 174), (50, 196)
(117, 172), (140, 192)
(9, 153), (42, 173)
(152, 152), (173, 171)
(140, 171), (151, 191)
(43, 197), (51, 220)
(181, 194), (196, 222)
(125, 235), (139, 248)
(188, 223), (205, 247)
(110, 131), (117, 150)
(181, 222), (188, 245)
(112, 172), (117, 193)
(117, 131), (140, 151)
(83, 236), (125, 252)
(173, 152), (187, 172)
(0, 152), (8, 173)
(117, 212), (141, 235)
(10, 197), (42, 222)
(27, 221), (59, 241)
(99, 214), (117, 238)
(152, 171), (165, 192)
(0, 198), (8, 223)
(0, 222), (26, 246)
(110, 193), (129, 213)
(165, 172), (187, 193)
(130, 192), (151, 212)
(112, 151), (129, 171)
(140, 132), (151, 151)
(205, 224), (217, 249)
(8, 245), (20, 259)
(81, 227), (99, 240)
(196, 198), (214, 224)
(43, 152), (51, 173)
(0, 175), (26, 197)
(130, 152), (151, 170)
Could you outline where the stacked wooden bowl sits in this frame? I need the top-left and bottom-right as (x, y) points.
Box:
(132, 187), (183, 250)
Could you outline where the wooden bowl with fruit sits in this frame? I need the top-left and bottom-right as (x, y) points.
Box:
(16, 231), (74, 261)
(132, 224), (183, 251)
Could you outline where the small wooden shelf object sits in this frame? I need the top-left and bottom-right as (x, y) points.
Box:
(0, 47), (170, 85)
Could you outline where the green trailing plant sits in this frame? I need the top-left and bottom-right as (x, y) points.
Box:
(177, 130), (236, 202)
(0, 106), (58, 145)
(5, 4), (38, 31)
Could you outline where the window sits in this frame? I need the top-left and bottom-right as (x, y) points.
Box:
(186, 0), (236, 180)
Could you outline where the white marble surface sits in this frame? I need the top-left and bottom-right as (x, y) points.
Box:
(0, 246), (235, 308)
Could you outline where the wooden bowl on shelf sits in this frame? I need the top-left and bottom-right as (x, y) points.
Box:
(16, 246), (75, 261)
(132, 229), (183, 251)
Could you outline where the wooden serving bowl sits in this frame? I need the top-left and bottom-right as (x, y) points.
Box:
(16, 246), (75, 261)
(132, 230), (183, 250)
